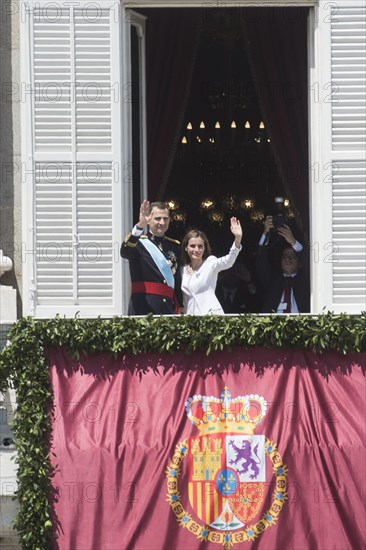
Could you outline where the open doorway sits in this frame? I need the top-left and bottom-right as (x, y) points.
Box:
(134, 6), (310, 311)
(162, 11), (287, 257)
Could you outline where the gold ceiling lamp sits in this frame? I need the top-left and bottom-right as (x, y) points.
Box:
(254, 120), (267, 144)
(251, 209), (265, 223)
(200, 198), (215, 210)
(166, 199), (180, 211)
(240, 198), (255, 210)
(208, 210), (224, 224)
(171, 210), (187, 223)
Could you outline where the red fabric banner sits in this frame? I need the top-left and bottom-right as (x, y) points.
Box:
(48, 348), (366, 550)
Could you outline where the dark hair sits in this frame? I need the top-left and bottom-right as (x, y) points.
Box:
(281, 245), (299, 258)
(181, 229), (211, 265)
(150, 201), (169, 212)
(281, 245), (302, 268)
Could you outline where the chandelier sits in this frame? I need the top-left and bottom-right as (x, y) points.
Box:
(166, 195), (290, 227)
(181, 119), (270, 151)
(164, 22), (287, 234)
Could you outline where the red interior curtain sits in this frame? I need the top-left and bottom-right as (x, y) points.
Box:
(144, 10), (199, 199)
(243, 8), (309, 237)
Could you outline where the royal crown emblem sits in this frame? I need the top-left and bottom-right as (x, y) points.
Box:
(186, 387), (267, 435)
(166, 387), (288, 549)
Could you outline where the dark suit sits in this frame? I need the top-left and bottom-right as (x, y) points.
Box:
(216, 283), (260, 314)
(120, 232), (182, 315)
(256, 244), (310, 313)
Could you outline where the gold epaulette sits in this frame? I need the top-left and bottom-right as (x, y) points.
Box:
(123, 233), (137, 247)
(165, 236), (180, 245)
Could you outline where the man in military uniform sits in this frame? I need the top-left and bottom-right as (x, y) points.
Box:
(120, 200), (182, 315)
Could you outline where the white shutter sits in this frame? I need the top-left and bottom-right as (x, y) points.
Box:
(331, 6), (366, 150)
(35, 162), (74, 303)
(74, 10), (112, 153)
(310, 0), (366, 313)
(332, 161), (366, 304)
(21, 1), (124, 317)
(330, 3), (366, 308)
(76, 162), (114, 303)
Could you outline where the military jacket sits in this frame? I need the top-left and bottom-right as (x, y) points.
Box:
(120, 232), (182, 315)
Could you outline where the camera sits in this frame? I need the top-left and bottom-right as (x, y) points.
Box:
(272, 196), (287, 229)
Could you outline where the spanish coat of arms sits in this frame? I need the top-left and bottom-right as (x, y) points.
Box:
(166, 387), (288, 548)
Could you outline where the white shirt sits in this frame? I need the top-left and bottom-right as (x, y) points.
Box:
(258, 234), (302, 314)
(182, 242), (242, 315)
(277, 274), (299, 313)
(258, 233), (303, 252)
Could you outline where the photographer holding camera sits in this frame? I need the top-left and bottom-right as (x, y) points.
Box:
(256, 197), (310, 313)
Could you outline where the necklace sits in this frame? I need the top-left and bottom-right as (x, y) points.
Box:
(187, 262), (202, 275)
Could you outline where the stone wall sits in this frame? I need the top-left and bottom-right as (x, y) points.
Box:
(0, 0), (21, 541)
(0, 0), (22, 317)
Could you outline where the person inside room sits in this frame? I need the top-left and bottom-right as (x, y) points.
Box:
(215, 261), (260, 314)
(256, 199), (310, 314)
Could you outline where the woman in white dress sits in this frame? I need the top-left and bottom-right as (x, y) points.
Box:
(181, 217), (243, 315)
